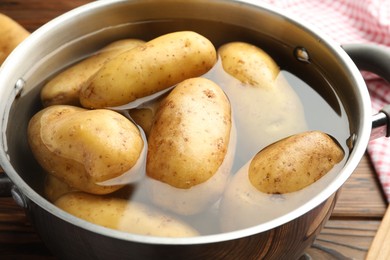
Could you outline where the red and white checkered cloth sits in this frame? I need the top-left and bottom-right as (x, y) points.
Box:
(254, 0), (390, 202)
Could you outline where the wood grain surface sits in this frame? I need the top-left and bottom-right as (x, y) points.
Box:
(0, 1), (388, 259)
(366, 207), (390, 259)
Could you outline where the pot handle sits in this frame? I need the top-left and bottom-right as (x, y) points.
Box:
(0, 169), (28, 208)
(342, 43), (390, 140)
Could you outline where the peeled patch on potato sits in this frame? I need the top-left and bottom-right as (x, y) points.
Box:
(0, 13), (30, 65)
(55, 192), (199, 237)
(41, 38), (145, 107)
(145, 77), (235, 215)
(27, 105), (144, 194)
(248, 131), (344, 194)
(80, 31), (217, 108)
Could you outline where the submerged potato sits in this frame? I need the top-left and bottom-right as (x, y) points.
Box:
(145, 124), (236, 215)
(219, 161), (288, 232)
(41, 38), (145, 107)
(217, 42), (308, 161)
(219, 41), (279, 87)
(44, 174), (77, 202)
(146, 77), (235, 215)
(128, 96), (162, 138)
(249, 131), (344, 194)
(27, 105), (144, 194)
(219, 131), (344, 231)
(55, 192), (199, 237)
(128, 108), (155, 137)
(0, 13), (30, 64)
(80, 31), (217, 108)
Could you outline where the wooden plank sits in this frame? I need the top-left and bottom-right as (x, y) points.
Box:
(312, 219), (381, 260)
(0, 0), (92, 31)
(0, 197), (53, 258)
(333, 154), (387, 218)
(366, 207), (390, 260)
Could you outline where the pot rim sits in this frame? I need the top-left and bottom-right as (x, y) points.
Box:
(0, 0), (372, 245)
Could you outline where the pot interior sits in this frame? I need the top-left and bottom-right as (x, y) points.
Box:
(0, 0), (369, 240)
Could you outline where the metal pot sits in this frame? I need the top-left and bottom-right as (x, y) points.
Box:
(0, 0), (389, 259)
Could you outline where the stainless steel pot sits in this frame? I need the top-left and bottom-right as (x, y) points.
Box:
(0, 0), (389, 259)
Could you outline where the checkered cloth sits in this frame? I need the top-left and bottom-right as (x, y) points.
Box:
(254, 0), (390, 202)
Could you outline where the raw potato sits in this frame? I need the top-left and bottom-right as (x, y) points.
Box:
(219, 42), (279, 87)
(217, 42), (308, 162)
(219, 161), (288, 232)
(219, 131), (344, 232)
(55, 192), (199, 237)
(128, 96), (162, 138)
(128, 108), (155, 137)
(248, 131), (344, 194)
(80, 31), (217, 108)
(41, 39), (145, 107)
(146, 77), (235, 215)
(44, 174), (76, 202)
(0, 13), (30, 64)
(27, 105), (144, 194)
(147, 77), (232, 188)
(145, 129), (235, 215)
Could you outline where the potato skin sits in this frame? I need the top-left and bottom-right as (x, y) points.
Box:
(248, 131), (344, 194)
(219, 41), (279, 87)
(145, 124), (235, 215)
(146, 77), (232, 189)
(27, 105), (144, 194)
(219, 131), (344, 232)
(80, 31), (217, 108)
(44, 174), (76, 202)
(128, 108), (155, 137)
(55, 192), (199, 237)
(41, 39), (145, 107)
(0, 13), (30, 64)
(128, 97), (162, 138)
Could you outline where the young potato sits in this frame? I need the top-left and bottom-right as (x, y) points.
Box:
(55, 192), (199, 237)
(80, 31), (217, 108)
(128, 108), (155, 137)
(127, 96), (162, 138)
(27, 105), (144, 194)
(219, 161), (288, 232)
(219, 41), (279, 88)
(217, 42), (308, 163)
(248, 131), (344, 194)
(219, 131), (344, 232)
(0, 13), (30, 64)
(41, 38), (145, 107)
(44, 174), (77, 202)
(146, 77), (235, 215)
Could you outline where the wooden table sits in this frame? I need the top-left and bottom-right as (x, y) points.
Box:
(0, 1), (388, 259)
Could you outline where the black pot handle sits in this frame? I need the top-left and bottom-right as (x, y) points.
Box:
(342, 43), (390, 139)
(0, 169), (28, 207)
